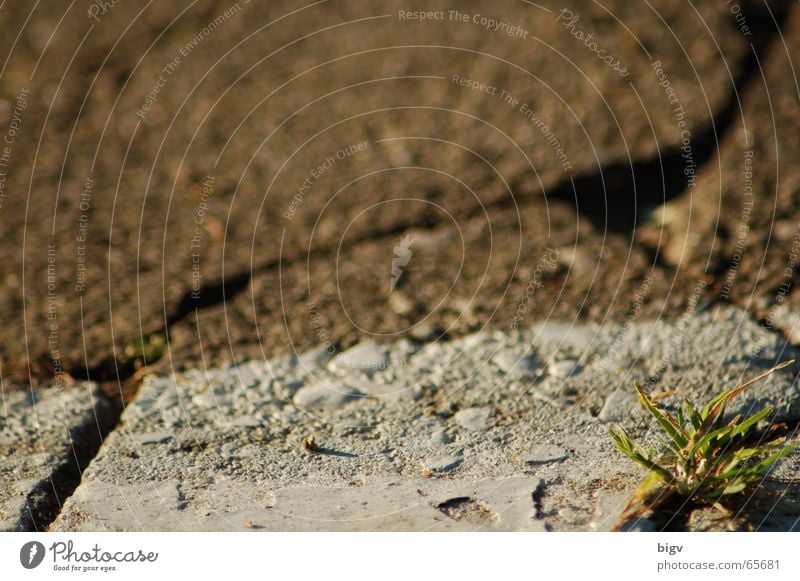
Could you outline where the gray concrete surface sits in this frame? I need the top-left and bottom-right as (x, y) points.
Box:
(50, 306), (800, 531)
(0, 382), (111, 531)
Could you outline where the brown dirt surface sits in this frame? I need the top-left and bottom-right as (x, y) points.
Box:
(0, 0), (796, 389)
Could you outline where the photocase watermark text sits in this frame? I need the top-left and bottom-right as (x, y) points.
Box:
(556, 9), (629, 77)
(87, 0), (123, 22)
(510, 247), (560, 330)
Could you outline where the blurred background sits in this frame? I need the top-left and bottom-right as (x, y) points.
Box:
(0, 0), (798, 397)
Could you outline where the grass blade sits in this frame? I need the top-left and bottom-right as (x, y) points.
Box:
(634, 382), (688, 448)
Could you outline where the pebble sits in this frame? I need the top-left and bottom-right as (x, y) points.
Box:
(293, 382), (363, 409)
(598, 390), (635, 423)
(493, 352), (538, 378)
(355, 379), (411, 400)
(427, 428), (452, 447)
(557, 245), (595, 276)
(522, 445), (569, 465)
(409, 352), (436, 370)
(409, 323), (444, 342)
(454, 407), (493, 432)
(133, 432), (173, 445)
(422, 455), (462, 474)
(330, 341), (389, 371)
(459, 332), (493, 351)
(192, 391), (221, 407)
(548, 359), (581, 378)
(156, 388), (180, 407)
(389, 291), (415, 316)
(231, 417), (262, 429)
(294, 346), (334, 372)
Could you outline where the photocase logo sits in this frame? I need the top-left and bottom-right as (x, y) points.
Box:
(390, 234), (414, 292)
(20, 541), (45, 569)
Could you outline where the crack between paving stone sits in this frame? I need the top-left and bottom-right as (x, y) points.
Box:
(17, 395), (123, 532)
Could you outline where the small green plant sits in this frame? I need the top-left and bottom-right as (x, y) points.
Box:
(123, 332), (166, 367)
(609, 360), (800, 528)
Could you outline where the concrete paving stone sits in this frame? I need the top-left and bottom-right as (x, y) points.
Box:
(51, 306), (800, 531)
(54, 476), (550, 532)
(0, 381), (111, 531)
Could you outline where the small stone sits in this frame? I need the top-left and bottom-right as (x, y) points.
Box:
(293, 346), (334, 373)
(293, 382), (363, 409)
(410, 352), (436, 369)
(557, 245), (595, 276)
(548, 359), (581, 378)
(133, 432), (173, 445)
(522, 445), (568, 465)
(409, 323), (444, 342)
(330, 341), (388, 371)
(459, 332), (493, 351)
(454, 407), (493, 432)
(192, 392), (220, 407)
(529, 388), (560, 405)
(282, 380), (304, 395)
(422, 455), (462, 475)
(493, 352), (538, 378)
(300, 434), (318, 453)
(231, 417), (262, 429)
(427, 428), (452, 447)
(354, 379), (412, 400)
(598, 390), (635, 423)
(389, 291), (415, 316)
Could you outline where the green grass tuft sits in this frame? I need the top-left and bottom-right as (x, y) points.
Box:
(609, 360), (800, 528)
